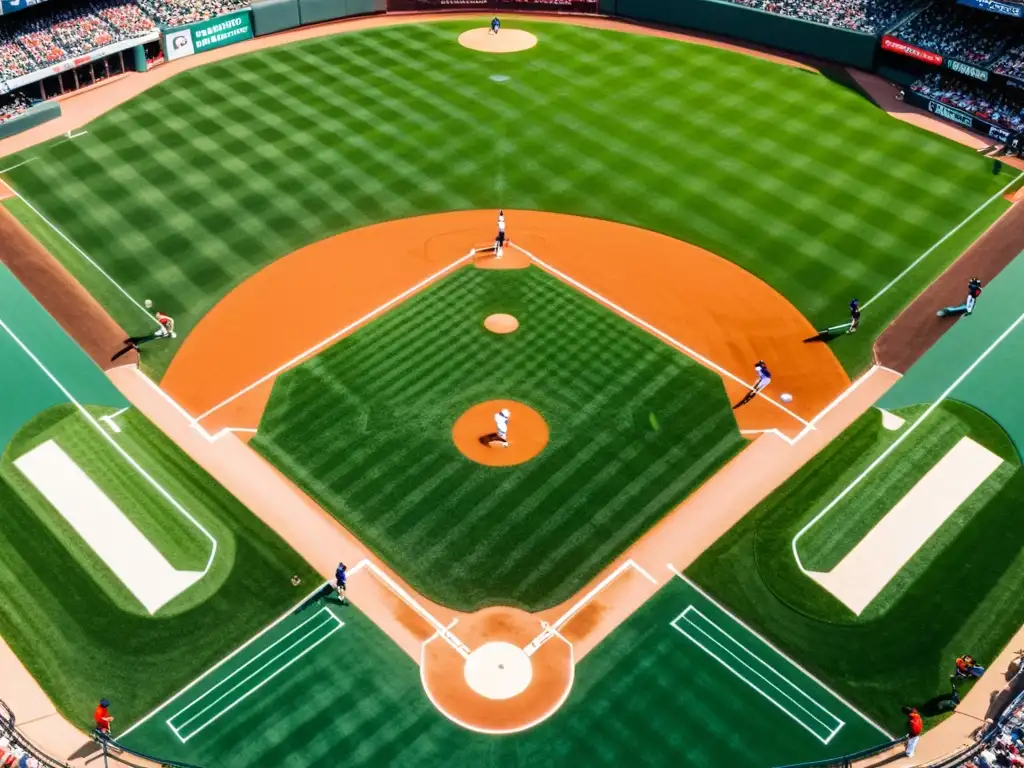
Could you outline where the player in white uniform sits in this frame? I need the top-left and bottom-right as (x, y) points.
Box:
(494, 408), (510, 446)
(734, 360), (772, 410)
(495, 210), (506, 259)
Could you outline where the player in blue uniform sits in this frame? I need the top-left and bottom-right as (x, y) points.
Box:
(937, 277), (982, 317)
(847, 298), (860, 333)
(335, 562), (348, 605)
(735, 360), (771, 409)
(491, 16), (500, 34)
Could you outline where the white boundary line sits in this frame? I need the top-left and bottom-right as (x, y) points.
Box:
(167, 607), (343, 743)
(0, 158), (36, 174)
(419, 626), (576, 735)
(0, 316), (218, 574)
(860, 171), (1024, 311)
(511, 242), (811, 428)
(193, 252), (474, 425)
(99, 406), (130, 434)
(523, 558), (657, 656)
(670, 606), (844, 744)
(8, 186), (157, 327)
(349, 558), (470, 657)
(667, 565), (894, 739)
(791, 305), (1024, 575)
(120, 581), (331, 738)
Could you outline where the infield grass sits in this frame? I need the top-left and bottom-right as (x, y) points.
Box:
(252, 266), (745, 611)
(1, 18), (1014, 377)
(688, 401), (1024, 731)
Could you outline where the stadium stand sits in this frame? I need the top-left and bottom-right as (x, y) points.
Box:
(0, 92), (32, 123)
(889, 2), (1009, 62)
(134, 0), (249, 27)
(912, 71), (1024, 131)
(718, 0), (918, 33)
(994, 43), (1024, 80)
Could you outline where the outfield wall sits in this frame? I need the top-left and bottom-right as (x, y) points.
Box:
(0, 100), (60, 140)
(594, 0), (877, 69)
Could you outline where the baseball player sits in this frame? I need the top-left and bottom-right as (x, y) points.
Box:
(335, 562), (348, 605)
(847, 298), (860, 333)
(734, 360), (771, 409)
(491, 16), (500, 34)
(493, 408), (510, 447)
(111, 311), (176, 361)
(495, 209), (506, 259)
(937, 277), (982, 317)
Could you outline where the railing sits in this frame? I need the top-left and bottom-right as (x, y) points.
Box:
(0, 698), (72, 768)
(774, 737), (907, 767)
(93, 730), (205, 768)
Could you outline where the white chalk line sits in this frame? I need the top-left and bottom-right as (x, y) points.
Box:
(791, 305), (1024, 575)
(670, 606), (844, 744)
(861, 171), (1024, 312)
(8, 185), (157, 327)
(510, 242), (812, 429)
(523, 558), (657, 657)
(167, 606), (343, 743)
(120, 581), (332, 738)
(349, 558), (470, 658)
(0, 316), (218, 575)
(193, 253), (474, 425)
(668, 565), (894, 740)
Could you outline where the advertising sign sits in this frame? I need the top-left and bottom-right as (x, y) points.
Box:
(945, 58), (990, 82)
(881, 36), (943, 65)
(0, 0), (47, 17)
(957, 0), (1023, 17)
(906, 90), (1012, 143)
(163, 10), (253, 62)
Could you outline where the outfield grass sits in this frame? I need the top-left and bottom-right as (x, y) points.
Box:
(1, 19), (1013, 377)
(252, 266), (744, 611)
(0, 405), (318, 728)
(122, 578), (884, 767)
(687, 401), (1024, 731)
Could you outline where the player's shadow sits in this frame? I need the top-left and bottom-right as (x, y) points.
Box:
(478, 432), (506, 447)
(732, 391), (757, 410)
(803, 329), (843, 345)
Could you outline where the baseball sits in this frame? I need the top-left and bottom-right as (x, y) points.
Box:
(781, 393), (793, 403)
(144, 299), (153, 309)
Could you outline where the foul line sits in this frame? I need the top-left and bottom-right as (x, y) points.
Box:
(523, 559), (657, 656)
(193, 252), (473, 425)
(791, 305), (1024, 575)
(668, 565), (893, 739)
(861, 171), (1024, 311)
(349, 559), (470, 657)
(671, 606), (844, 744)
(120, 581), (332, 739)
(0, 316), (218, 574)
(8, 185), (158, 327)
(511, 243), (810, 428)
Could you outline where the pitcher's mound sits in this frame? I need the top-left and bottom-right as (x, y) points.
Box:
(453, 400), (549, 466)
(485, 314), (519, 334)
(458, 28), (538, 54)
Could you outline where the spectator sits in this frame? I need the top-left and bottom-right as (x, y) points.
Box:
(956, 654), (987, 679)
(719, 0), (919, 33)
(994, 43), (1024, 81)
(903, 706), (923, 757)
(93, 698), (113, 735)
(912, 72), (1024, 133)
(135, 0), (248, 27)
(0, 92), (32, 125)
(889, 2), (1010, 63)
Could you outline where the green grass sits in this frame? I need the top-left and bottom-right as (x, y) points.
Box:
(252, 267), (744, 611)
(687, 401), (1024, 731)
(122, 578), (885, 767)
(0, 405), (318, 728)
(2, 19), (1014, 377)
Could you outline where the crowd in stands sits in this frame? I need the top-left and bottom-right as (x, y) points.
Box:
(721, 0), (916, 33)
(994, 43), (1024, 81)
(912, 72), (1024, 132)
(966, 697), (1024, 768)
(889, 2), (1007, 62)
(0, 733), (40, 768)
(134, 0), (247, 26)
(0, 92), (32, 123)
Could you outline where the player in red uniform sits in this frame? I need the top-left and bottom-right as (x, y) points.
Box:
(111, 311), (176, 362)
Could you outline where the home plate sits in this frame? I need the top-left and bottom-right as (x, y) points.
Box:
(464, 641), (532, 700)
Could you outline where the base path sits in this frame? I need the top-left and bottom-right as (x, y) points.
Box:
(164, 210), (848, 440)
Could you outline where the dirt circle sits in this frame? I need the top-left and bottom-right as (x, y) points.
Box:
(452, 400), (549, 466)
(484, 314), (518, 334)
(458, 28), (538, 54)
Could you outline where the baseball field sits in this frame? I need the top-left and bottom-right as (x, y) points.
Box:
(0, 13), (1023, 768)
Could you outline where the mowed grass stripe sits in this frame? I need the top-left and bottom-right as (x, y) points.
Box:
(5, 19), (1012, 375)
(254, 267), (744, 609)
